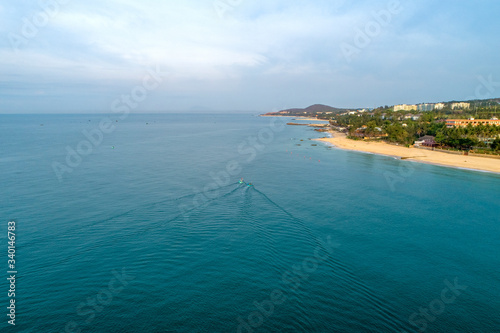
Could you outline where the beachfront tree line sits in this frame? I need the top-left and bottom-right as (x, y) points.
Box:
(331, 108), (500, 151)
(436, 125), (500, 150)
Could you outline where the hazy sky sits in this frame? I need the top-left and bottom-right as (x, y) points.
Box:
(1, 0), (499, 113)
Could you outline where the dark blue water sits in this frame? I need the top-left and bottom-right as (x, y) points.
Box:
(0, 113), (499, 332)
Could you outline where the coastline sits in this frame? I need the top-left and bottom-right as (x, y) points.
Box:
(260, 115), (329, 121)
(315, 132), (500, 174)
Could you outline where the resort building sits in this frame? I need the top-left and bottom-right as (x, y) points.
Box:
(451, 102), (470, 109)
(417, 103), (435, 111)
(394, 104), (417, 111)
(446, 118), (500, 128)
(434, 103), (445, 110)
(414, 135), (437, 147)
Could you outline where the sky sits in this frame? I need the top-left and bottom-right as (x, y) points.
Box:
(1, 0), (500, 113)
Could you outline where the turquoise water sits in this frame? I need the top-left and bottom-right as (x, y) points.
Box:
(0, 113), (499, 332)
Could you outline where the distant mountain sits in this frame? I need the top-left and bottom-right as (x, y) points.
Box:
(262, 104), (355, 117)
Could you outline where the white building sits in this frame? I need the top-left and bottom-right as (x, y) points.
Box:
(451, 102), (470, 109)
(417, 103), (434, 111)
(394, 104), (417, 111)
(433, 103), (445, 110)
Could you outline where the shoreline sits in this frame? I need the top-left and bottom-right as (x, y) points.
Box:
(315, 132), (500, 174)
(260, 115), (329, 121)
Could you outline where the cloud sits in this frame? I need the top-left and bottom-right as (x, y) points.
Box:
(6, 1), (353, 75)
(1, 0), (500, 112)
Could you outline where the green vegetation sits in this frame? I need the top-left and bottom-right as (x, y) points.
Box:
(436, 125), (500, 150)
(264, 98), (500, 153)
(331, 106), (500, 152)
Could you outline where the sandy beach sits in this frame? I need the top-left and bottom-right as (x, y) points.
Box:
(316, 132), (500, 174)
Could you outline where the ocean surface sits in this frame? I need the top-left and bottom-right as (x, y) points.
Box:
(0, 113), (499, 332)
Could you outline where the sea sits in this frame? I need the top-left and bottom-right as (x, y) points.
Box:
(0, 113), (499, 332)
